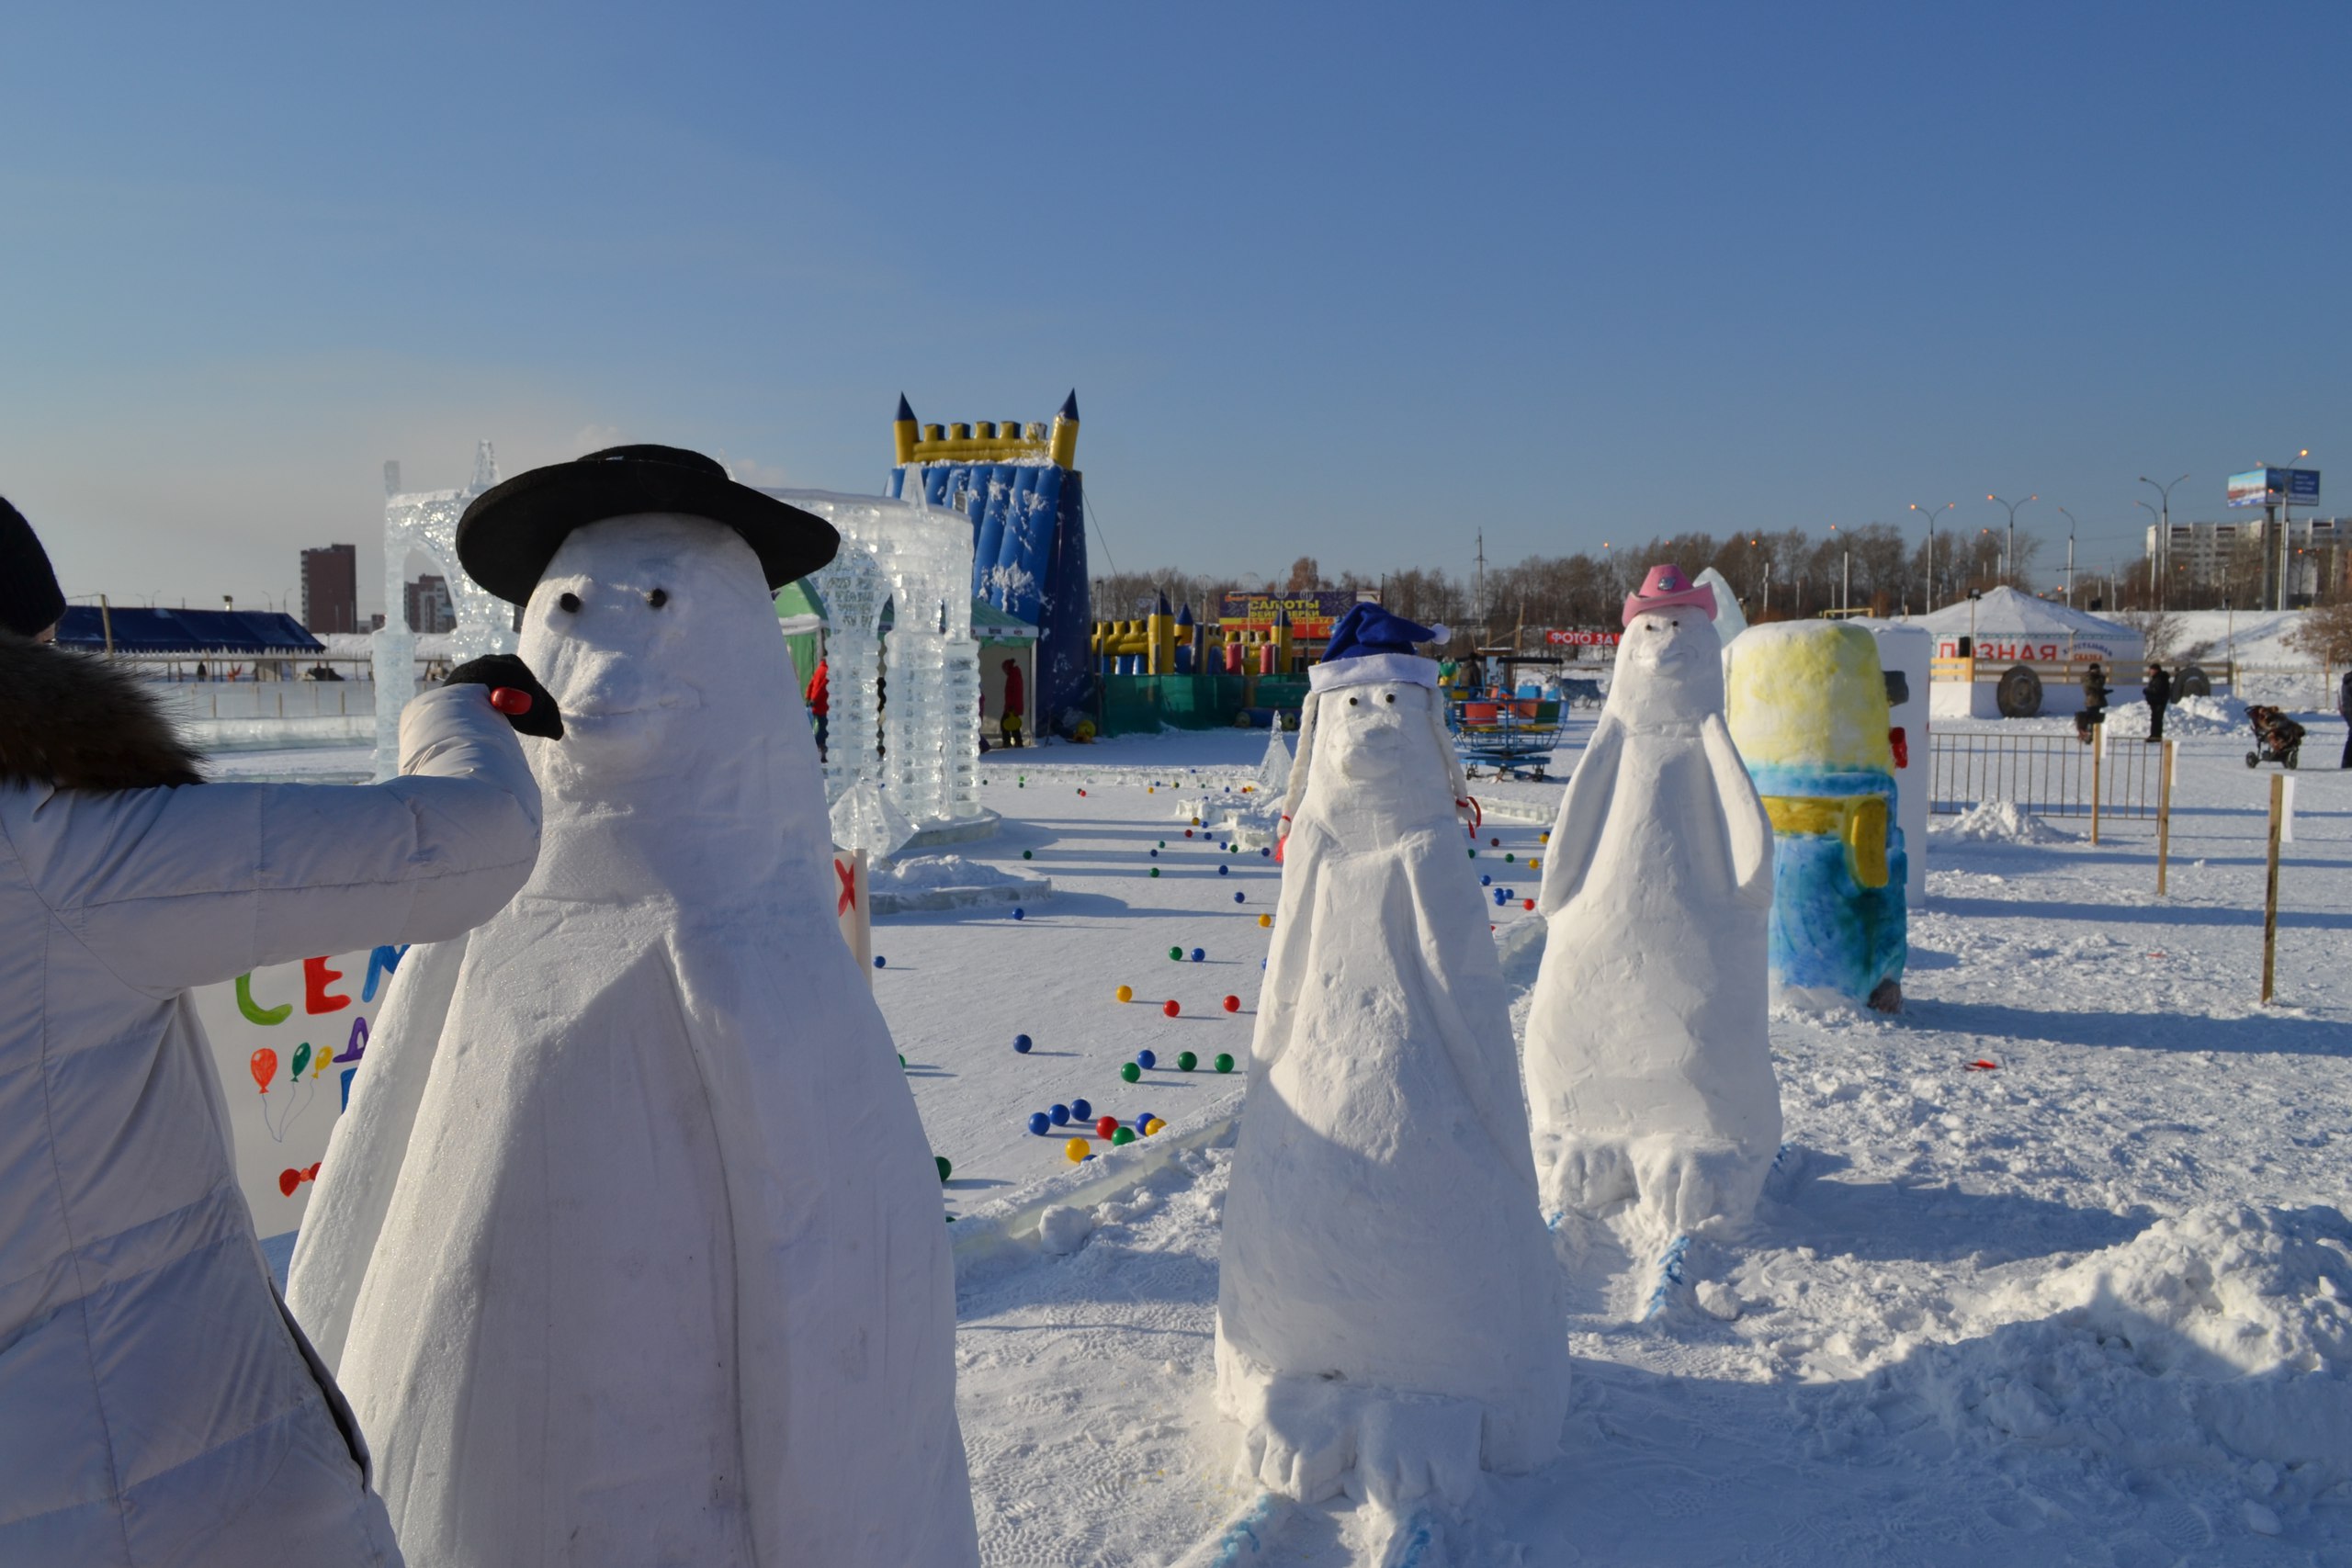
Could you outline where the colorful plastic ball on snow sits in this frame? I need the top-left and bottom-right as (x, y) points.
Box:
(1137, 1110), (1158, 1130)
(1184, 829), (1194, 838)
(1467, 849), (1476, 859)
(1163, 998), (1181, 1018)
(1481, 874), (1492, 886)
(1258, 914), (1272, 928)
(1190, 948), (1205, 963)
(1504, 852), (1515, 863)
(1137, 1049), (1157, 1069)
(1110, 1127), (1136, 1146)
(1493, 891), (1506, 905)
(1217, 864), (1229, 876)
(1014, 1033), (1034, 1054)
(935, 1156), (953, 1183)
(1223, 995), (1240, 1012)
(1159, 840), (1167, 848)
(1012, 908), (1025, 920)
(1069, 1098), (1092, 1121)
(1214, 1054), (1236, 1074)
(1489, 837), (1499, 846)
(1168, 945), (1183, 961)
(1065, 1138), (1089, 1163)
(1149, 848), (1159, 857)
(1144, 1118), (1166, 1135)
(1115, 985), (1134, 1003)
(1149, 867), (1160, 878)
(874, 955), (887, 967)
(1523, 899), (1535, 910)
(1260, 846), (1272, 857)
(1120, 1062), (1141, 1083)
(1234, 892), (1246, 904)
(1192, 818), (1202, 827)
(1078, 788), (1087, 795)
(1028, 1111), (1051, 1135)
(1095, 1115), (1119, 1139)
(1177, 1051), (1198, 1071)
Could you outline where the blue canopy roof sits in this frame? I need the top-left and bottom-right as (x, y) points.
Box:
(54, 606), (324, 655)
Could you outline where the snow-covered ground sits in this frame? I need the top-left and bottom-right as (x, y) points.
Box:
(217, 717), (2352, 1564)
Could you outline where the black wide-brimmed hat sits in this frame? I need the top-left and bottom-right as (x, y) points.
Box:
(456, 444), (838, 604)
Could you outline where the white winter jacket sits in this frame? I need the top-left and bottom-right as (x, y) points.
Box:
(0, 680), (541, 1567)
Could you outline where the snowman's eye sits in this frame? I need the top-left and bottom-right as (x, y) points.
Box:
(647, 588), (668, 609)
(1384, 692), (1396, 704)
(558, 592), (582, 614)
(1348, 696), (1359, 706)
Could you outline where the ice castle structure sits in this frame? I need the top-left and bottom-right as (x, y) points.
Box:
(887, 392), (1091, 733)
(371, 443), (518, 780)
(775, 490), (986, 844)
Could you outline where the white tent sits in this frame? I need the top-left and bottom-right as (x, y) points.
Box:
(1910, 588), (2143, 670)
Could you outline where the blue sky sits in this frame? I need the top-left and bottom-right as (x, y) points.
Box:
(3, 1), (2346, 615)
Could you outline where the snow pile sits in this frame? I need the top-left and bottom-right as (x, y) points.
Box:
(1936, 799), (2073, 844)
(1815, 1205), (2352, 1492)
(869, 853), (1049, 913)
(2103, 693), (2249, 739)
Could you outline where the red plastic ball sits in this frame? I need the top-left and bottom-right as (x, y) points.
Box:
(1095, 1116), (1118, 1139)
(1222, 995), (1240, 1012)
(1184, 829), (1193, 838)
(1523, 898), (1534, 910)
(1163, 998), (1181, 1018)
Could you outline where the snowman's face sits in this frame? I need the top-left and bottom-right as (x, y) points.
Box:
(1611, 604), (1723, 728)
(1315, 681), (1434, 785)
(520, 513), (771, 779)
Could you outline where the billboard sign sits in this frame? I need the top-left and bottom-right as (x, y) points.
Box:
(2227, 468), (2323, 508)
(1543, 627), (1621, 648)
(1217, 590), (1372, 637)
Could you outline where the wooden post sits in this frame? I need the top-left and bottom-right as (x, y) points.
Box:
(2155, 740), (2176, 895)
(2089, 724), (2103, 845)
(2261, 773), (2284, 1005)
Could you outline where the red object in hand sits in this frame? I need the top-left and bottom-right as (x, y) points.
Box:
(1162, 998), (1181, 1018)
(489, 687), (534, 716)
(1095, 1116), (1118, 1139)
(1222, 995), (1240, 1012)
(1889, 726), (1908, 769)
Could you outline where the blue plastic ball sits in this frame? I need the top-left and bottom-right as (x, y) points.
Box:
(1137, 1111), (1159, 1130)
(1013, 1033), (1033, 1054)
(1217, 864), (1229, 876)
(1136, 1049), (1157, 1069)
(1049, 1103), (1070, 1125)
(1027, 1111), (1051, 1135)
(1012, 908), (1025, 920)
(1070, 1098), (1092, 1122)
(873, 955), (887, 968)
(1234, 891), (1245, 903)
(1149, 849), (1159, 858)
(1481, 874), (1492, 886)
(1190, 948), (1205, 963)
(1260, 847), (1272, 857)
(1493, 890), (1506, 905)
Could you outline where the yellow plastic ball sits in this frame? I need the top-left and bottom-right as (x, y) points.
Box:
(1539, 830), (1550, 843)
(1144, 1118), (1166, 1136)
(1115, 984), (1134, 1003)
(1257, 914), (1272, 929)
(1064, 1138), (1089, 1163)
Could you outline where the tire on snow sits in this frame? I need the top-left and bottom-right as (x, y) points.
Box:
(2176, 663), (2212, 698)
(1995, 663), (2043, 718)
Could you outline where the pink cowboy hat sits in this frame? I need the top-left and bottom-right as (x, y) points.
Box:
(1622, 563), (1718, 626)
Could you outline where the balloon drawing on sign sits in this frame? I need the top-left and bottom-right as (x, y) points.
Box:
(277, 1161), (322, 1198)
(248, 1047), (277, 1094)
(261, 1047), (318, 1144)
(291, 1042), (312, 1080)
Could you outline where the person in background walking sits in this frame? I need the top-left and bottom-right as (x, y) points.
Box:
(2338, 668), (2351, 769)
(2075, 660), (2109, 745)
(2143, 661), (2172, 743)
(805, 653), (829, 762)
(999, 656), (1026, 748)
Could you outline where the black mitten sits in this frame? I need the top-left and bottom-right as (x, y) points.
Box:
(442, 654), (564, 739)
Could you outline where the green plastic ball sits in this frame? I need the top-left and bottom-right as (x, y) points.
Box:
(1110, 1126), (1136, 1146)
(1214, 1054), (1236, 1074)
(1169, 945), (1183, 961)
(1177, 1050), (1198, 1071)
(934, 1156), (952, 1183)
(1149, 867), (1160, 878)
(1504, 852), (1515, 863)
(1120, 1062), (1141, 1083)
(1023, 849), (1034, 860)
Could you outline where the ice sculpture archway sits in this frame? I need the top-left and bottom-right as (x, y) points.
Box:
(372, 443), (516, 779)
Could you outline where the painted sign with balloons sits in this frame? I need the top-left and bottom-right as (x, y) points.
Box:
(192, 945), (406, 1241)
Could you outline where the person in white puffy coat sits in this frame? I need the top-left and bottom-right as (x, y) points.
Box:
(0, 502), (548, 1568)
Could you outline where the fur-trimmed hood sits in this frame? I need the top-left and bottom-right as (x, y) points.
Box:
(0, 633), (206, 790)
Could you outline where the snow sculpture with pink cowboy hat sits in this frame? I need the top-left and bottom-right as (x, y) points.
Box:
(1521, 563), (1782, 1238)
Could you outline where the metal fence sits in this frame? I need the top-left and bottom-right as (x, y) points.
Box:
(1928, 731), (2164, 819)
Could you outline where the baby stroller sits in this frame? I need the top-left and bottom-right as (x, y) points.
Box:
(2245, 705), (2304, 770)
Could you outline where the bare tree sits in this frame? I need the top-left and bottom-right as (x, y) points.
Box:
(1284, 556), (1322, 592)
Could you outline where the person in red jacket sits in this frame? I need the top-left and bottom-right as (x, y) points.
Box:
(806, 654), (830, 761)
(999, 657), (1026, 748)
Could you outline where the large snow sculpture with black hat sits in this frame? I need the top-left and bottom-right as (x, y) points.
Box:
(288, 446), (980, 1567)
(1523, 564), (1781, 1237)
(1216, 602), (1569, 1517)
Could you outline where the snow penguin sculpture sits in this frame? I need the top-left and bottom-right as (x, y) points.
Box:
(287, 446), (979, 1567)
(1216, 604), (1569, 1514)
(1523, 564), (1780, 1237)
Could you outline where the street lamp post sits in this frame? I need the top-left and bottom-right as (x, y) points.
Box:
(2138, 472), (2189, 608)
(1909, 502), (1955, 612)
(2056, 506), (2078, 606)
(2134, 501), (2160, 606)
(1987, 493), (2038, 589)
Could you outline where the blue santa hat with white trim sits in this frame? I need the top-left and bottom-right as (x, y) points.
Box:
(1308, 602), (1450, 693)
